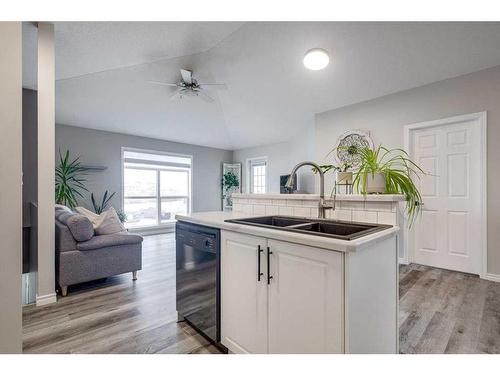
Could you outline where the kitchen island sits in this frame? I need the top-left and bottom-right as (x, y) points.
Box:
(176, 210), (399, 354)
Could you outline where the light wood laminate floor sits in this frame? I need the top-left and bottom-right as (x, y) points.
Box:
(23, 233), (221, 354)
(23, 234), (500, 354)
(399, 263), (500, 354)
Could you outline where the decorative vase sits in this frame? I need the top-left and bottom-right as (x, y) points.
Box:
(366, 172), (385, 194)
(336, 171), (353, 184)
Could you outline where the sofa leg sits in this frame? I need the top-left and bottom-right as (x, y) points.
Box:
(132, 271), (138, 281)
(61, 286), (68, 297)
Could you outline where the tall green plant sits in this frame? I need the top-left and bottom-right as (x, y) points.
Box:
(55, 150), (87, 209)
(221, 172), (239, 197)
(353, 146), (425, 226)
(91, 190), (116, 214)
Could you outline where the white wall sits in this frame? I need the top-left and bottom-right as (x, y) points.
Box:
(315, 65), (500, 275)
(0, 21), (23, 353)
(37, 22), (56, 306)
(233, 123), (317, 194)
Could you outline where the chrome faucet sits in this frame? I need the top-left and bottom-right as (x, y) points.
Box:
(285, 161), (334, 219)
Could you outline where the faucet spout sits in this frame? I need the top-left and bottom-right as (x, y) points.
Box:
(286, 161), (333, 218)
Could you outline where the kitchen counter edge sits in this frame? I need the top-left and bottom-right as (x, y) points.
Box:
(175, 211), (399, 253)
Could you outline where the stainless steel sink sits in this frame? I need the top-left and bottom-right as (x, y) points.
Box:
(229, 216), (311, 227)
(225, 215), (391, 241)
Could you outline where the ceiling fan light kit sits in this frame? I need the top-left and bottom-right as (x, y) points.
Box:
(303, 48), (330, 70)
(147, 69), (227, 103)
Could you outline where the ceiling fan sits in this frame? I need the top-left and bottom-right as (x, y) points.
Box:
(147, 69), (227, 103)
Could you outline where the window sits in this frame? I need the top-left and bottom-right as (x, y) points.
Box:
(123, 149), (192, 229)
(248, 157), (267, 194)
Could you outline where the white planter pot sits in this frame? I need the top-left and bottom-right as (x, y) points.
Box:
(366, 172), (385, 194)
(336, 171), (353, 184)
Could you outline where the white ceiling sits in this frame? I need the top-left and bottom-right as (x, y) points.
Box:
(23, 22), (500, 150)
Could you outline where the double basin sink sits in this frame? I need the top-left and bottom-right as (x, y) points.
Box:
(225, 215), (392, 241)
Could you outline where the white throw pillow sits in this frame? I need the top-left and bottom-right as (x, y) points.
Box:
(75, 206), (125, 235)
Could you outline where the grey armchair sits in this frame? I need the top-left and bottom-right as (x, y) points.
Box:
(55, 206), (143, 296)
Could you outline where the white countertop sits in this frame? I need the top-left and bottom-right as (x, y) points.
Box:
(232, 193), (405, 202)
(175, 211), (399, 253)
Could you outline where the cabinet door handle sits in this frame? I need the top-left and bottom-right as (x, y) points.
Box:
(267, 246), (273, 285)
(257, 245), (264, 281)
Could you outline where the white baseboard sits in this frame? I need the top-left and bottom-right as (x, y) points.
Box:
(483, 273), (500, 283)
(398, 257), (409, 265)
(36, 292), (57, 306)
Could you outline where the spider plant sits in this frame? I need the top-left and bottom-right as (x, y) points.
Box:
(55, 150), (87, 209)
(91, 190), (116, 214)
(312, 161), (352, 174)
(353, 145), (425, 226)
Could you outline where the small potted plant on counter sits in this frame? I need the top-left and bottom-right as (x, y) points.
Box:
(315, 162), (353, 186)
(354, 145), (425, 225)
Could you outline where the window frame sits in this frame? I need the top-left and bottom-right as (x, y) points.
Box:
(121, 147), (193, 230)
(246, 156), (268, 194)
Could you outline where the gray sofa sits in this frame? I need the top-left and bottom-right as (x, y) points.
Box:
(55, 206), (143, 296)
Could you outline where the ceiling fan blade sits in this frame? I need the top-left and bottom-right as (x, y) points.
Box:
(147, 81), (178, 87)
(195, 90), (214, 103)
(180, 69), (193, 85)
(198, 83), (227, 90)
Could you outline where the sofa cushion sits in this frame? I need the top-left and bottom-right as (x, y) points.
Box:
(77, 233), (143, 251)
(75, 206), (125, 235)
(56, 210), (75, 223)
(66, 214), (94, 242)
(55, 204), (72, 212)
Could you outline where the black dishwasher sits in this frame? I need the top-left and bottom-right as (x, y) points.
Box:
(175, 221), (220, 343)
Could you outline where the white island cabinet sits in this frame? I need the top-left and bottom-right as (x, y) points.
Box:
(220, 230), (398, 354)
(175, 210), (399, 354)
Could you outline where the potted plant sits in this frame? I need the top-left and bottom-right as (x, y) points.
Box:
(353, 145), (425, 225)
(90, 190), (116, 214)
(221, 171), (240, 207)
(316, 162), (353, 184)
(90, 190), (126, 224)
(55, 150), (88, 209)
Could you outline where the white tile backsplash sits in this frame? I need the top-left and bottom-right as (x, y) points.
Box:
(252, 205), (266, 215)
(265, 205), (280, 215)
(365, 201), (393, 212)
(377, 211), (397, 225)
(293, 206), (311, 217)
(301, 200), (318, 207)
(241, 204), (254, 214)
(279, 206), (294, 216)
(352, 210), (378, 224)
(340, 201), (365, 211)
(332, 209), (352, 221)
(310, 207), (319, 218)
(232, 195), (400, 226)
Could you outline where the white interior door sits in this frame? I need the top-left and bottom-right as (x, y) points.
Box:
(410, 115), (484, 274)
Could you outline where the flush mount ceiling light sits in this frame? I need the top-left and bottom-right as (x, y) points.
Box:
(303, 48), (330, 70)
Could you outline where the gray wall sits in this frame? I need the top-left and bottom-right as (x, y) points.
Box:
(233, 124), (316, 194)
(315, 65), (500, 275)
(0, 22), (22, 353)
(55, 124), (233, 214)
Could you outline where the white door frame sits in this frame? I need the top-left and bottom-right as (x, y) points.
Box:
(403, 112), (487, 279)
